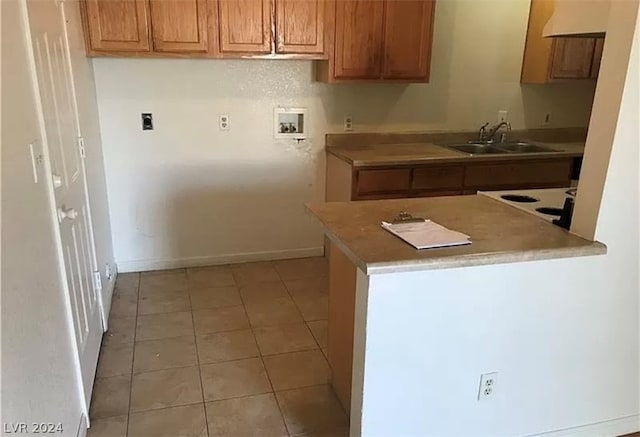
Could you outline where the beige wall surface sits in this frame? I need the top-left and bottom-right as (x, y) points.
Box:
(93, 0), (598, 270)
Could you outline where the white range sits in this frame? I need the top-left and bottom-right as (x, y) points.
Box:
(479, 187), (577, 223)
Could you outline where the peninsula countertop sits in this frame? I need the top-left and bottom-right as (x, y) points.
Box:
(326, 141), (585, 168)
(306, 195), (605, 274)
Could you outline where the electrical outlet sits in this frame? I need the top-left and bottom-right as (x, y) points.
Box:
(141, 113), (153, 131)
(344, 116), (353, 131)
(498, 110), (508, 123)
(219, 114), (230, 131)
(105, 263), (113, 280)
(478, 372), (498, 401)
(544, 112), (552, 125)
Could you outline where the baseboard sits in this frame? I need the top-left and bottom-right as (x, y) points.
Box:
(116, 247), (325, 273)
(529, 414), (639, 437)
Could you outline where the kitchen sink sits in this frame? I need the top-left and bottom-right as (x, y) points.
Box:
(496, 142), (557, 153)
(445, 144), (507, 154)
(444, 141), (558, 155)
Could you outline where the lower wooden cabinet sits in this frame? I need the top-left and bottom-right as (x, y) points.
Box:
(356, 169), (411, 196)
(412, 166), (464, 190)
(326, 155), (575, 202)
(464, 159), (573, 190)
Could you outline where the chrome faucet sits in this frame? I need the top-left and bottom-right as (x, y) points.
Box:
(479, 121), (512, 143)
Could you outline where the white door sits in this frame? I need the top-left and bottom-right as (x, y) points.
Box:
(24, 0), (103, 413)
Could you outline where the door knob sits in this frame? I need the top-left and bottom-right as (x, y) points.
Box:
(52, 174), (63, 188)
(57, 207), (78, 222)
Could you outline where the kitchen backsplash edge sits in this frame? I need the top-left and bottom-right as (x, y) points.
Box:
(325, 127), (588, 148)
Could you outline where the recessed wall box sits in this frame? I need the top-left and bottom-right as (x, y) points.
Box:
(274, 108), (307, 140)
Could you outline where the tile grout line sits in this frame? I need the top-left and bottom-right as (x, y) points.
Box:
(186, 268), (211, 437)
(272, 265), (309, 437)
(126, 273), (141, 437)
(233, 264), (294, 437)
(128, 399), (207, 416)
(279, 271), (330, 366)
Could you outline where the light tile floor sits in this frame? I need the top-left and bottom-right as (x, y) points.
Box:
(88, 257), (349, 437)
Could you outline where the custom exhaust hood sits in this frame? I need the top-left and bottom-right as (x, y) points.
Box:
(543, 0), (609, 37)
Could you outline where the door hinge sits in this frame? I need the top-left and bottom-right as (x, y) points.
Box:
(93, 271), (102, 292)
(77, 137), (86, 159)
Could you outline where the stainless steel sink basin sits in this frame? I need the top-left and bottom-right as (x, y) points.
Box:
(444, 141), (558, 155)
(496, 142), (557, 153)
(445, 144), (507, 155)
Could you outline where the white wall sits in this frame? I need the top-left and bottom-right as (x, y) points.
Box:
(352, 3), (640, 435)
(359, 255), (638, 436)
(93, 0), (598, 271)
(1, 0), (83, 434)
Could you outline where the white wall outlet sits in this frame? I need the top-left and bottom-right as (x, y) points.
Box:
(477, 372), (498, 401)
(219, 114), (230, 131)
(344, 116), (353, 131)
(497, 110), (508, 123)
(544, 112), (552, 125)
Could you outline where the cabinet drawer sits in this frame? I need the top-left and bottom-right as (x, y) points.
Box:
(355, 193), (409, 201)
(411, 189), (462, 198)
(412, 166), (464, 190)
(355, 169), (411, 195)
(464, 160), (572, 188)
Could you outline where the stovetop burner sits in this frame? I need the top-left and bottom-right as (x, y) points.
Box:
(500, 194), (539, 203)
(536, 207), (563, 216)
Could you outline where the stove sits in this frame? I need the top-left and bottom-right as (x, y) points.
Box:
(479, 187), (576, 223)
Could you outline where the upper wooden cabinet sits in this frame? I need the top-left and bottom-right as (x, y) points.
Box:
(521, 0), (603, 83)
(333, 0), (385, 79)
(82, 0), (150, 52)
(150, 0), (209, 52)
(318, 0), (436, 82)
(80, 0), (328, 58)
(217, 0), (272, 53)
(382, 0), (434, 80)
(549, 38), (596, 79)
(275, 0), (325, 54)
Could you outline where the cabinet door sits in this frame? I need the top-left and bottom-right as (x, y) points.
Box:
(218, 0), (272, 53)
(355, 168), (411, 197)
(464, 159), (573, 190)
(275, 0), (325, 54)
(382, 0), (435, 80)
(84, 0), (150, 52)
(149, 0), (209, 52)
(334, 0), (384, 79)
(590, 38), (604, 79)
(550, 37), (596, 79)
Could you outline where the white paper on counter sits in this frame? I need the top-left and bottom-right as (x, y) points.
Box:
(381, 220), (471, 250)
